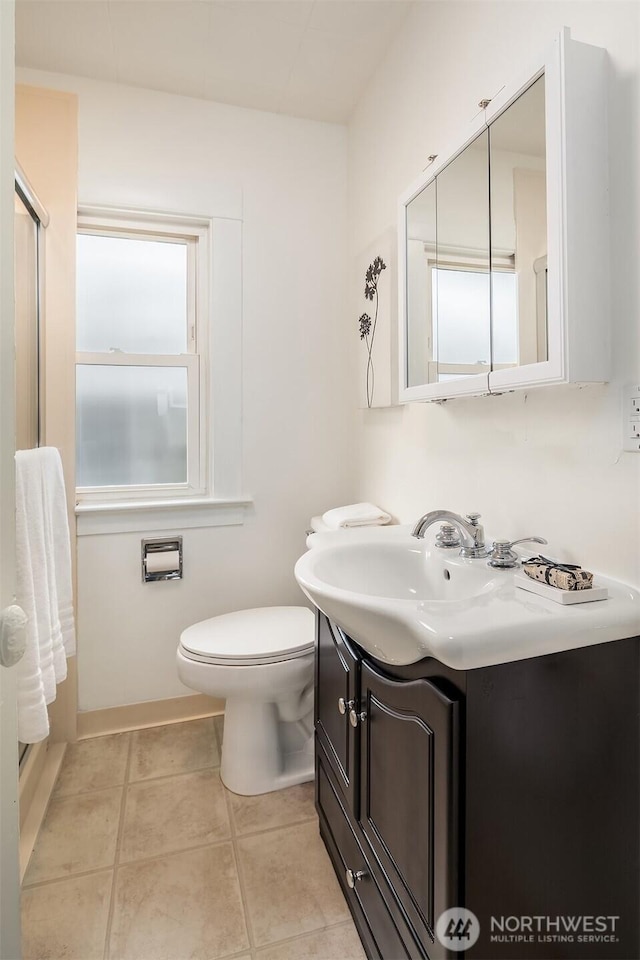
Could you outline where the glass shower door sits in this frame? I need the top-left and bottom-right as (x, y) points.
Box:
(15, 188), (40, 453)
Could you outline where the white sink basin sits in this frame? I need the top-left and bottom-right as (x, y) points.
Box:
(308, 540), (498, 603)
(294, 527), (640, 669)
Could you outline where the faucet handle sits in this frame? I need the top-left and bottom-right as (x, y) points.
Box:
(435, 523), (461, 549)
(488, 537), (548, 569)
(459, 512), (488, 558)
(508, 537), (548, 550)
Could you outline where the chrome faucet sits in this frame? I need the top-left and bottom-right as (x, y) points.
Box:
(412, 510), (489, 559)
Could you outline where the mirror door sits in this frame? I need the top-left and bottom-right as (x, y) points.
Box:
(435, 129), (490, 384)
(489, 75), (547, 375)
(402, 127), (490, 398)
(405, 179), (436, 389)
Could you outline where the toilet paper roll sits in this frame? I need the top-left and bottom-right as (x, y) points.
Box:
(146, 550), (180, 574)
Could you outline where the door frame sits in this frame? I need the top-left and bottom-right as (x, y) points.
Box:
(0, 1), (21, 958)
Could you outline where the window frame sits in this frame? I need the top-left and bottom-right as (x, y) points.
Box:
(75, 208), (210, 503)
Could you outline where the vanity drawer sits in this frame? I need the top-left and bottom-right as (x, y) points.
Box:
(317, 748), (423, 960)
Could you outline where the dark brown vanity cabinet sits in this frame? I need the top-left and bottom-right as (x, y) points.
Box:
(315, 612), (640, 960)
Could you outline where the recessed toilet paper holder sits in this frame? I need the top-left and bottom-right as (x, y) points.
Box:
(141, 537), (183, 582)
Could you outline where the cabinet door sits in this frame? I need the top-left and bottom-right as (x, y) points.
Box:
(359, 662), (460, 958)
(485, 29), (607, 392)
(399, 125), (492, 402)
(315, 614), (359, 812)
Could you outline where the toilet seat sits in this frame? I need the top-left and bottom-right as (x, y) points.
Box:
(179, 606), (315, 667)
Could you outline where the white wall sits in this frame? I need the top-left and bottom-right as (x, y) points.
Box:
(18, 68), (353, 711)
(348, 2), (640, 586)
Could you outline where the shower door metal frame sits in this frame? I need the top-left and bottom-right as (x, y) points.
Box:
(15, 161), (49, 227)
(14, 164), (48, 772)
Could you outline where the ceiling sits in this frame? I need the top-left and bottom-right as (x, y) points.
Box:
(15, 0), (412, 123)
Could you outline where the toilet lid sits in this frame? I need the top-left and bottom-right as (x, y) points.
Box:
(179, 606), (316, 665)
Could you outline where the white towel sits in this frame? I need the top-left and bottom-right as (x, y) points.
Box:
(15, 448), (75, 743)
(321, 502), (392, 530)
(309, 515), (331, 533)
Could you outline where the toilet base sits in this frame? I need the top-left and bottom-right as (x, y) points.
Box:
(220, 697), (314, 796)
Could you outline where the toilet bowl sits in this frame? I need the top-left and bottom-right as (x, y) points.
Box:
(176, 606), (315, 796)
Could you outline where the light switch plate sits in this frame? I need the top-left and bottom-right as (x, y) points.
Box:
(623, 383), (640, 452)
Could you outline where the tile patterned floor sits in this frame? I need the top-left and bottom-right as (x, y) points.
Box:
(21, 717), (365, 960)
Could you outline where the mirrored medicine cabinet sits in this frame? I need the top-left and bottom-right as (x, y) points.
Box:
(398, 28), (608, 402)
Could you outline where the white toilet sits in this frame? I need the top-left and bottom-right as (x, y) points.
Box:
(176, 606), (316, 796)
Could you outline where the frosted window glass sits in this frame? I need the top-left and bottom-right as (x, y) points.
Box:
(77, 234), (188, 354)
(491, 272), (519, 364)
(432, 269), (491, 365)
(76, 365), (188, 487)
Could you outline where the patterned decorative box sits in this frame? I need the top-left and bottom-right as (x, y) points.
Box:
(522, 557), (593, 591)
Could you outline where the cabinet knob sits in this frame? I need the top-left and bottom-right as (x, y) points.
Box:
(337, 697), (355, 716)
(346, 868), (366, 889)
(349, 708), (367, 728)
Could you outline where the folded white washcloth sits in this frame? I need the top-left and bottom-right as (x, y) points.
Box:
(321, 502), (392, 530)
(309, 516), (331, 533)
(15, 447), (75, 744)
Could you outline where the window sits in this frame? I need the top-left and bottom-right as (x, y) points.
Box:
(76, 210), (208, 500)
(417, 247), (519, 383)
(431, 264), (518, 379)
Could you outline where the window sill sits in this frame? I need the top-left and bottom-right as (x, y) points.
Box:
(75, 496), (253, 536)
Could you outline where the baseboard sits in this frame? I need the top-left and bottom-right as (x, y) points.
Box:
(19, 740), (48, 831)
(19, 741), (66, 882)
(77, 693), (224, 739)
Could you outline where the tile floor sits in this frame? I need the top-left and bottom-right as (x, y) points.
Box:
(21, 717), (365, 960)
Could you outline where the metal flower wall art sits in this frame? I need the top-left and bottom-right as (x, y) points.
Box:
(359, 255), (387, 408)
